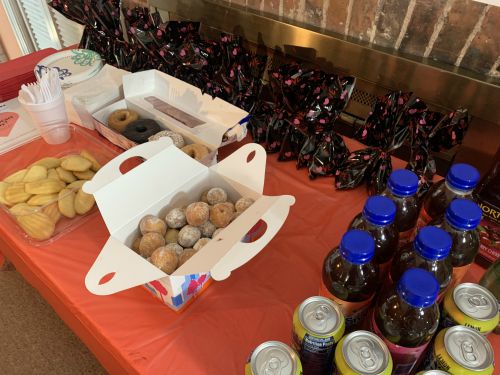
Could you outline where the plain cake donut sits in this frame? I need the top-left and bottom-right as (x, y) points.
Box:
(181, 144), (210, 161)
(107, 109), (139, 133)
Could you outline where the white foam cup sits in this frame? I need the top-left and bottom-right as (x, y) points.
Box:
(18, 91), (70, 144)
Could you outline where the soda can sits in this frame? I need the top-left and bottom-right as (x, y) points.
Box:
(292, 296), (346, 375)
(245, 341), (303, 375)
(441, 283), (499, 335)
(424, 326), (494, 375)
(416, 371), (450, 375)
(334, 330), (392, 375)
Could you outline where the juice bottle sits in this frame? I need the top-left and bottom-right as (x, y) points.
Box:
(418, 163), (480, 228)
(320, 229), (379, 332)
(349, 195), (398, 277)
(371, 268), (440, 375)
(390, 226), (452, 300)
(382, 169), (419, 246)
(430, 198), (482, 288)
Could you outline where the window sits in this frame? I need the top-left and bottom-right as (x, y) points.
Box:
(1, 0), (83, 55)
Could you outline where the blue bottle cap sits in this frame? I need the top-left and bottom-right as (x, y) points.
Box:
(340, 229), (375, 265)
(415, 226), (452, 260)
(363, 195), (396, 226)
(387, 169), (418, 197)
(445, 199), (482, 230)
(396, 268), (439, 308)
(445, 163), (480, 191)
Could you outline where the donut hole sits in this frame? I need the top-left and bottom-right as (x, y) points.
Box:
(119, 114), (127, 121)
(136, 125), (147, 133)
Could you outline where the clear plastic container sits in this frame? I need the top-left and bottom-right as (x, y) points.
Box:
(390, 226), (453, 299)
(431, 199), (482, 287)
(320, 229), (379, 332)
(382, 169), (419, 246)
(349, 195), (399, 276)
(418, 163), (480, 228)
(0, 124), (119, 245)
(371, 268), (440, 375)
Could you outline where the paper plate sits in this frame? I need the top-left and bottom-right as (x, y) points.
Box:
(35, 49), (103, 88)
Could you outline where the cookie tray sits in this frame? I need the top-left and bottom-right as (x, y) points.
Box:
(0, 124), (120, 246)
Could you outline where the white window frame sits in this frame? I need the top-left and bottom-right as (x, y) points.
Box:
(1, 0), (62, 54)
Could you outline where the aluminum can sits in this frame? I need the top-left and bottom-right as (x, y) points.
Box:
(423, 326), (494, 375)
(441, 283), (499, 335)
(292, 296), (345, 375)
(245, 341), (303, 375)
(334, 330), (392, 375)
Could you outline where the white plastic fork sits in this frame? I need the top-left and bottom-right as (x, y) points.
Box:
(27, 82), (42, 103)
(20, 84), (36, 103)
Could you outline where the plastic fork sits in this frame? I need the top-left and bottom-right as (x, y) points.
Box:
(20, 84), (36, 103)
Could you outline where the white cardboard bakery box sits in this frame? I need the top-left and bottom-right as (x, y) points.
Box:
(91, 70), (250, 158)
(83, 138), (295, 311)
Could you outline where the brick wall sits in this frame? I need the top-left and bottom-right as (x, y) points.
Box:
(226, 0), (500, 78)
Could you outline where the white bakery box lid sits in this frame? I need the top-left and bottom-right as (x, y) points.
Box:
(83, 138), (295, 295)
(121, 69), (249, 149)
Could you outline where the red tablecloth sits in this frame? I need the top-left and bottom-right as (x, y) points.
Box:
(0, 129), (497, 374)
(0, 50), (497, 374)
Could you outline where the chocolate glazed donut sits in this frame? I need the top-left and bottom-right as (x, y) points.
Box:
(123, 119), (162, 144)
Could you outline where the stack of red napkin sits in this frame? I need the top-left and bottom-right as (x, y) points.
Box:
(0, 48), (57, 102)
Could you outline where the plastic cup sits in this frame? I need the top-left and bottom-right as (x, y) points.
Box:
(18, 92), (70, 144)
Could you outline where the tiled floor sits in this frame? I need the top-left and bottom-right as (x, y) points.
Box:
(0, 268), (105, 375)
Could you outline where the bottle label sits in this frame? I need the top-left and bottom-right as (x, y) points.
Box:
(416, 208), (433, 231)
(319, 282), (373, 331)
(398, 228), (415, 247)
(371, 313), (430, 375)
(449, 264), (471, 290)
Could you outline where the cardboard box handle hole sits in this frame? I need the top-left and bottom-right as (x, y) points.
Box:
(119, 157), (145, 174)
(246, 150), (255, 163)
(241, 219), (267, 243)
(99, 272), (116, 285)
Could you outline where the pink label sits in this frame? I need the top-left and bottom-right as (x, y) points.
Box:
(0, 112), (19, 137)
(371, 313), (429, 375)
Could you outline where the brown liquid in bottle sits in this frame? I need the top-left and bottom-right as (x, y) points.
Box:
(372, 268), (440, 375)
(430, 198), (482, 287)
(320, 230), (378, 332)
(348, 195), (399, 276)
(390, 226), (453, 298)
(419, 163), (479, 227)
(383, 169), (419, 245)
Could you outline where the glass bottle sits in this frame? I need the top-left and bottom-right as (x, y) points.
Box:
(390, 226), (452, 300)
(431, 198), (482, 288)
(349, 195), (399, 277)
(382, 169), (419, 246)
(418, 163), (480, 228)
(372, 268), (440, 375)
(479, 258), (500, 334)
(320, 229), (379, 332)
